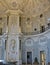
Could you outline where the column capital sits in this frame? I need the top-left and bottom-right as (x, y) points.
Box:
(6, 9), (23, 16)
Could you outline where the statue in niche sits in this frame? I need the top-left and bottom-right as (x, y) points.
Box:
(25, 18), (32, 28)
(10, 39), (16, 53)
(25, 18), (33, 33)
(8, 39), (16, 62)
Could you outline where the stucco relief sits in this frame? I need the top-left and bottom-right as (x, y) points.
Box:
(21, 17), (33, 33)
(1, 0), (49, 17)
(4, 0), (28, 10)
(25, 21), (33, 33)
(8, 39), (17, 62)
(10, 39), (16, 53)
(39, 36), (47, 45)
(23, 0), (49, 16)
(8, 15), (19, 34)
(9, 15), (17, 26)
(25, 38), (33, 47)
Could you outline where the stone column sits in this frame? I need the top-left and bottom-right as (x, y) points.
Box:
(6, 10), (22, 65)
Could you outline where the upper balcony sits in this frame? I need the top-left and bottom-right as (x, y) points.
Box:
(21, 23), (50, 35)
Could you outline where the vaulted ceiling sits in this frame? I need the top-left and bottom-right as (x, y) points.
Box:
(0, 0), (50, 17)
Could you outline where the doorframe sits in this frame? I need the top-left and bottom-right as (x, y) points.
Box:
(38, 46), (48, 65)
(40, 50), (46, 65)
(26, 51), (33, 65)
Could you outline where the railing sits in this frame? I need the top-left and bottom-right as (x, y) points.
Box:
(22, 26), (50, 35)
(0, 26), (50, 36)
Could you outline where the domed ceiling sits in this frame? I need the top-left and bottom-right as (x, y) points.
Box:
(0, 1), (7, 15)
(0, 0), (50, 17)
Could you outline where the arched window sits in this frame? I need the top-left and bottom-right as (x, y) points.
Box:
(0, 28), (2, 35)
(40, 25), (45, 33)
(47, 23), (50, 28)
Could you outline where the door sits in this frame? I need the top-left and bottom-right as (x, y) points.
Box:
(27, 52), (32, 64)
(40, 51), (46, 65)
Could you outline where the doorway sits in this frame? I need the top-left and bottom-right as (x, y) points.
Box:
(27, 52), (32, 64)
(40, 51), (46, 65)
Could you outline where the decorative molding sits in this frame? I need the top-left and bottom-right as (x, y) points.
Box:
(10, 39), (16, 52)
(7, 39), (17, 62)
(6, 9), (23, 15)
(24, 38), (34, 47)
(0, 0), (49, 17)
(39, 36), (47, 45)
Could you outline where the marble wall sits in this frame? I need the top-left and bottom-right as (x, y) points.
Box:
(21, 29), (50, 64)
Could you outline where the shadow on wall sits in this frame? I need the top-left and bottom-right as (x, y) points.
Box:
(33, 57), (39, 65)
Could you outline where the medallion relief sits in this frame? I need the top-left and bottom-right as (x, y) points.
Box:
(25, 38), (33, 47)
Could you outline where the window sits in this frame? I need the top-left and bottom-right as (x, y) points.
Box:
(5, 40), (7, 50)
(40, 26), (45, 33)
(34, 28), (37, 31)
(40, 14), (43, 18)
(27, 18), (30, 21)
(0, 18), (2, 20)
(7, 16), (9, 25)
(0, 28), (2, 35)
(19, 16), (21, 27)
(47, 23), (50, 28)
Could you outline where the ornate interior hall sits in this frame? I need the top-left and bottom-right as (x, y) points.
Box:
(0, 0), (50, 65)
